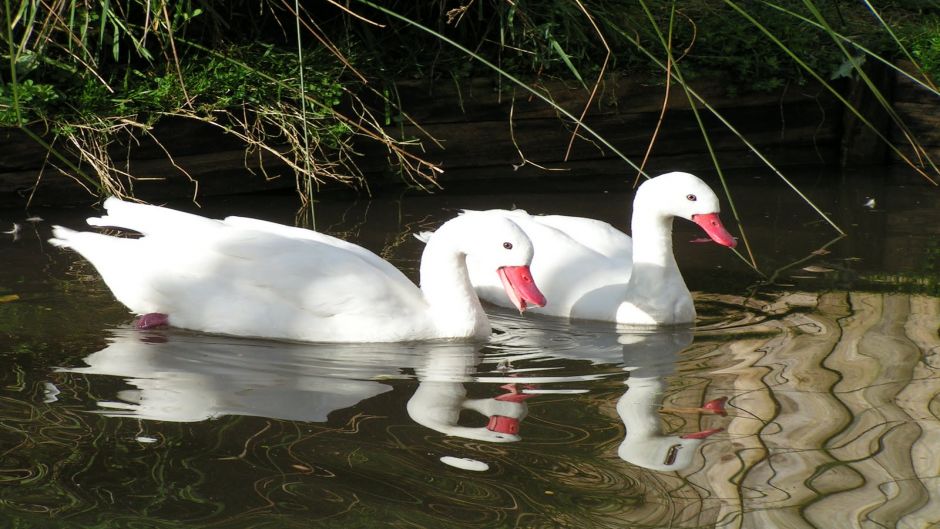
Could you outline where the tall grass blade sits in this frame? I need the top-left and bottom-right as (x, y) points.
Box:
(636, 0), (760, 272)
(758, 1), (939, 97)
(353, 0), (647, 177)
(4, 0), (23, 126)
(293, 0), (316, 220)
(598, 12), (845, 236)
(548, 37), (586, 89)
(2, 0), (100, 193)
(859, 0), (937, 90)
(724, 0), (938, 184)
(801, 0), (939, 177)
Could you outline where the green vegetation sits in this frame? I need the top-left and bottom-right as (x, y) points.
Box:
(2, 1), (939, 206)
(1, 1), (441, 204)
(908, 15), (940, 79)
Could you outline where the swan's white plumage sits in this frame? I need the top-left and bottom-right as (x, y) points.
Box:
(453, 172), (736, 325)
(51, 198), (543, 342)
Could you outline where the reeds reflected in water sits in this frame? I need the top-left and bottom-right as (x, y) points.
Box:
(0, 290), (937, 528)
(687, 291), (940, 529)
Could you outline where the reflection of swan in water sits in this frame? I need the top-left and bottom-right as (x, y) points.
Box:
(407, 347), (534, 443)
(489, 311), (726, 471)
(58, 328), (529, 443)
(58, 322), (723, 470)
(57, 329), (439, 423)
(617, 329), (725, 472)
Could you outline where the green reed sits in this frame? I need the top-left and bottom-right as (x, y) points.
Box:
(348, 1), (938, 250)
(2, 1), (938, 211)
(0, 1), (442, 205)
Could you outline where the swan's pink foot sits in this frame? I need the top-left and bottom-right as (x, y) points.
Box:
(136, 313), (169, 330)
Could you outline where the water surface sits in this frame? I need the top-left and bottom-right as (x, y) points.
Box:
(0, 171), (938, 528)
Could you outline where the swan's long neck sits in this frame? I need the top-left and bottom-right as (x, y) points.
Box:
(620, 204), (694, 323)
(617, 376), (665, 437)
(634, 208), (674, 260)
(629, 208), (683, 285)
(419, 223), (490, 339)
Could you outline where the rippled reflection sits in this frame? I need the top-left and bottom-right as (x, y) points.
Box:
(616, 330), (725, 472)
(408, 345), (535, 443)
(7, 175), (940, 528)
(488, 311), (731, 471)
(58, 329), (427, 422)
(16, 293), (940, 528)
(59, 330), (552, 445)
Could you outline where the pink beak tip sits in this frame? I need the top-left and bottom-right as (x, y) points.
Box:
(692, 213), (737, 248)
(498, 265), (546, 312)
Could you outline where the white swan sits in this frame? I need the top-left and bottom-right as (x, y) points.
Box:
(50, 198), (546, 342)
(427, 172), (736, 325)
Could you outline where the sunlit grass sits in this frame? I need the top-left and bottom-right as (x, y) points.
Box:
(2, 0), (938, 219)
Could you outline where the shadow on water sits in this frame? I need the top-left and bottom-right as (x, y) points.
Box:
(1, 170), (939, 528)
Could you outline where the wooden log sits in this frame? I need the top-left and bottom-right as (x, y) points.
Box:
(888, 61), (940, 172)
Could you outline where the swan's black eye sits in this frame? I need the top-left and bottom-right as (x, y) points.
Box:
(686, 194), (697, 201)
(503, 242), (513, 250)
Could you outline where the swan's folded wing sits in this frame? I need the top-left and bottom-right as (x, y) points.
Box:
(89, 197), (224, 235)
(204, 227), (424, 320)
(529, 214), (632, 264)
(461, 209), (632, 264)
(222, 216), (412, 286)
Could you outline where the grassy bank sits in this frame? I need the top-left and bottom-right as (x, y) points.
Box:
(2, 1), (939, 205)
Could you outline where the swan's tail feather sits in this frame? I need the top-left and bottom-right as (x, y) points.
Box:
(413, 231), (434, 243)
(87, 197), (217, 236)
(49, 225), (136, 257)
(48, 225), (78, 249)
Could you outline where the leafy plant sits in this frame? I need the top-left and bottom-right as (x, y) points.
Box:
(1, 0), (442, 205)
(907, 15), (940, 80)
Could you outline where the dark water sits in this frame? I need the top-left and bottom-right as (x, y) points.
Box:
(1, 170), (938, 528)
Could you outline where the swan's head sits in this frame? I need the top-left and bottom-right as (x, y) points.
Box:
(446, 212), (547, 312)
(637, 172), (737, 248)
(618, 429), (722, 472)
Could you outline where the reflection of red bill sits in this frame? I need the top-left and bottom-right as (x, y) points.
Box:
(495, 383), (537, 403)
(680, 427), (724, 440)
(487, 415), (522, 435)
(497, 265), (547, 312)
(691, 213), (737, 247)
(702, 396), (728, 416)
(488, 383), (535, 434)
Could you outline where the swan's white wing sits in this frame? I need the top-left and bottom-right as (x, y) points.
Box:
(461, 209), (632, 264)
(221, 216), (413, 287)
(87, 199), (414, 285)
(525, 214), (632, 264)
(53, 217), (432, 341)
